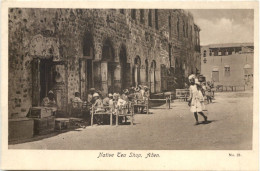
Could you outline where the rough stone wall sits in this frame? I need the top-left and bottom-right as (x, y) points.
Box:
(8, 8), (200, 118)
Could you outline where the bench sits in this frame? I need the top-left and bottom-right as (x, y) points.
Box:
(149, 92), (172, 109)
(176, 89), (189, 101)
(55, 118), (70, 130)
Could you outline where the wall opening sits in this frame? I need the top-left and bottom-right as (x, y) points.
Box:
(140, 9), (144, 24)
(81, 32), (94, 97)
(100, 39), (115, 94)
(150, 60), (156, 93)
(155, 9), (158, 30)
(119, 45), (128, 91)
(145, 59), (149, 84)
(131, 9), (136, 20)
(148, 10), (152, 27)
(133, 56), (141, 87)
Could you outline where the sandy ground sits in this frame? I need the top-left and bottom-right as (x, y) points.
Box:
(9, 91), (253, 150)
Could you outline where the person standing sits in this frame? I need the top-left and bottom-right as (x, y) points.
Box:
(188, 79), (208, 125)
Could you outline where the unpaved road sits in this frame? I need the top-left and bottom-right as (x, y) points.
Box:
(9, 91), (253, 150)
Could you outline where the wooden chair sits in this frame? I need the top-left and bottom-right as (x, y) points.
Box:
(115, 102), (134, 126)
(90, 106), (113, 126)
(133, 98), (149, 115)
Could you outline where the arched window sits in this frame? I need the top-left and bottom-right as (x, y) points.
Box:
(145, 59), (149, 83)
(150, 60), (156, 93)
(133, 56), (141, 86)
(119, 45), (128, 90)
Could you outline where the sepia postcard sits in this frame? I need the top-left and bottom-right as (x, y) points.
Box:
(0, 0), (259, 170)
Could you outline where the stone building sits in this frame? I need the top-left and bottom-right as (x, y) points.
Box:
(201, 43), (254, 89)
(8, 8), (201, 118)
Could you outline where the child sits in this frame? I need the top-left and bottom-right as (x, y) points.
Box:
(190, 81), (208, 125)
(206, 81), (212, 104)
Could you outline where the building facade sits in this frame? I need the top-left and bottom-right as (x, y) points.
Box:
(8, 8), (201, 118)
(201, 43), (254, 88)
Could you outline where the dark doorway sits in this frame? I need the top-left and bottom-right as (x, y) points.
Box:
(82, 32), (94, 96)
(119, 45), (127, 90)
(40, 58), (53, 101)
(101, 39), (115, 94)
(145, 59), (149, 85)
(150, 60), (156, 93)
(133, 56), (141, 87)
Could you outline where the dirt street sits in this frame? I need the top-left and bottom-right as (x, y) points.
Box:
(9, 91), (253, 150)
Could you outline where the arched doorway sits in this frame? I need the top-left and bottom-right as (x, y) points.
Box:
(119, 45), (128, 91)
(145, 59), (149, 86)
(81, 32), (94, 98)
(133, 56), (141, 87)
(101, 39), (115, 94)
(150, 60), (156, 93)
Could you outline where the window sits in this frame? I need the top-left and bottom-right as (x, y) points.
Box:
(169, 44), (172, 66)
(203, 58), (207, 64)
(209, 50), (212, 56)
(203, 50), (207, 57)
(186, 23), (188, 37)
(168, 16), (171, 38)
(190, 26), (192, 41)
(120, 9), (125, 14)
(214, 50), (218, 56)
(177, 17), (180, 39)
(140, 9), (144, 24)
(148, 9), (152, 27)
(155, 9), (159, 30)
(225, 51), (228, 56)
(212, 71), (219, 82)
(183, 22), (185, 37)
(225, 66), (230, 77)
(131, 9), (136, 19)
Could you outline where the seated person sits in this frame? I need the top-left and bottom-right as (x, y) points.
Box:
(121, 89), (129, 102)
(117, 95), (127, 107)
(93, 93), (104, 112)
(108, 93), (114, 109)
(143, 86), (150, 101)
(41, 90), (57, 107)
(103, 94), (110, 106)
(72, 92), (83, 108)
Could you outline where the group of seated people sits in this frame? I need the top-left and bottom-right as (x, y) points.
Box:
(70, 85), (150, 124)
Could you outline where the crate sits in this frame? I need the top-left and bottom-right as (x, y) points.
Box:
(33, 116), (55, 135)
(55, 118), (70, 130)
(9, 118), (34, 141)
(28, 107), (53, 118)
